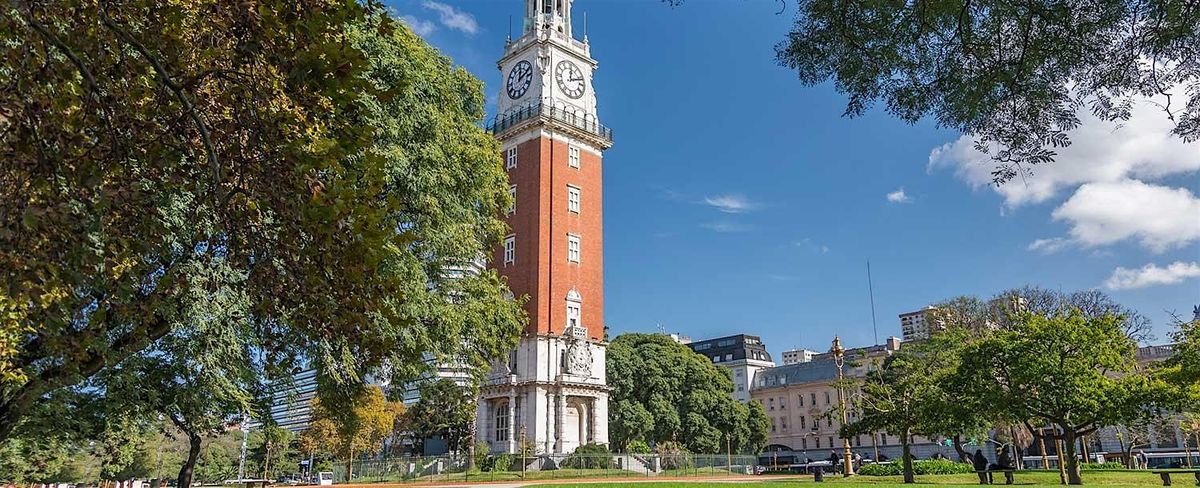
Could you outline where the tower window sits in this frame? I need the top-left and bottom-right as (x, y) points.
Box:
(503, 235), (516, 265)
(568, 146), (580, 168)
(566, 300), (581, 329)
(567, 185), (580, 213)
(567, 234), (581, 263)
(508, 185), (517, 215)
(507, 146), (518, 169)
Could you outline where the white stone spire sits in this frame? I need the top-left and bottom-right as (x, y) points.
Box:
(525, 0), (573, 38)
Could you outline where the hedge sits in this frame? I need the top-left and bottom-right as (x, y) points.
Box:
(858, 459), (974, 476)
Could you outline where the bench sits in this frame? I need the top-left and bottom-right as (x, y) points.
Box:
(1149, 469), (1200, 486)
(974, 469), (1016, 485)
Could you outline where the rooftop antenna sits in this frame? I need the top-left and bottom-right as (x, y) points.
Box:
(867, 260), (879, 345)
(507, 15), (512, 43)
(583, 11), (589, 43)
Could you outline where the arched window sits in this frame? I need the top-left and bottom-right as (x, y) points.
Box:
(495, 400), (510, 442)
(566, 289), (582, 330)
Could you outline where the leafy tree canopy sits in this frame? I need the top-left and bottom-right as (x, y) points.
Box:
(404, 378), (476, 455)
(956, 311), (1162, 485)
(1, 0), (523, 442)
(607, 333), (768, 454)
(773, 0), (1198, 183)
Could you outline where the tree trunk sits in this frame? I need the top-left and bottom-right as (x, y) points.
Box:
(345, 446), (354, 482)
(1061, 427), (1082, 485)
(952, 434), (970, 463)
(177, 433), (202, 488)
(1038, 432), (1050, 469)
(901, 428), (914, 484)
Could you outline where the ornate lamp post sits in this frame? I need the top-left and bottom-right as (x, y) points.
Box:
(832, 336), (854, 477)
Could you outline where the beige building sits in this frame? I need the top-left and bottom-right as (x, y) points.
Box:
(751, 337), (951, 462)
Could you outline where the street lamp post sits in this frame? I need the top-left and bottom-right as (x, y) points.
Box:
(832, 336), (853, 477)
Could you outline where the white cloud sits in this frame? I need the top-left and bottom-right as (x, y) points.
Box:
(928, 92), (1200, 208)
(700, 222), (751, 233)
(400, 15), (437, 36)
(794, 238), (830, 254)
(422, 1), (478, 35)
(886, 188), (912, 203)
(1104, 261), (1200, 290)
(1052, 180), (1200, 253)
(702, 194), (757, 213)
(1027, 237), (1071, 254)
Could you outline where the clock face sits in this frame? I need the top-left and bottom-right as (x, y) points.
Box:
(506, 60), (533, 99)
(555, 60), (586, 99)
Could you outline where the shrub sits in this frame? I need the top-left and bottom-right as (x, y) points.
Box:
(1081, 462), (1125, 470)
(858, 463), (901, 476)
(857, 459), (972, 476)
(655, 441), (692, 470)
(627, 440), (652, 454)
(562, 443), (612, 469)
(914, 458), (973, 475)
(491, 453), (513, 472)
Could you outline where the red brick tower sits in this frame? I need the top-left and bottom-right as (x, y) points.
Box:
(479, 0), (613, 455)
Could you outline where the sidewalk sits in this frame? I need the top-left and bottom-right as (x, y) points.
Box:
(330, 474), (804, 488)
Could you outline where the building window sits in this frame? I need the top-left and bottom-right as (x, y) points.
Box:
(811, 393), (817, 405)
(568, 146), (580, 168)
(713, 355), (720, 362)
(737, 385), (744, 392)
(781, 417), (788, 430)
(503, 235), (515, 265)
(567, 233), (581, 262)
(567, 185), (581, 213)
(827, 418), (833, 428)
(824, 391), (831, 405)
(798, 394), (804, 407)
(508, 185), (517, 214)
(779, 396), (786, 409)
(768, 398), (775, 411)
(566, 291), (581, 329)
(881, 433), (888, 446)
(495, 401), (510, 442)
(815, 438), (821, 449)
(507, 146), (518, 169)
(800, 416), (806, 429)
(725, 353), (733, 361)
(801, 438), (807, 450)
(828, 437), (834, 447)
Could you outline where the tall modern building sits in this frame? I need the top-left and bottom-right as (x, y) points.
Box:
(688, 334), (775, 402)
(253, 368), (320, 433)
(477, 0), (613, 455)
(899, 306), (941, 341)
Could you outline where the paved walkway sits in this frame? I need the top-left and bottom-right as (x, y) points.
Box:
(331, 474), (804, 488)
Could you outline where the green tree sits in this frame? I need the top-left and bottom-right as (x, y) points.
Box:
(772, 0), (1198, 183)
(607, 333), (767, 454)
(404, 378), (476, 456)
(2, 0), (523, 444)
(252, 426), (296, 480)
(842, 339), (967, 484)
(958, 311), (1159, 485)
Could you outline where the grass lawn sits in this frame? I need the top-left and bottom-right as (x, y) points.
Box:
(534, 470), (1166, 487)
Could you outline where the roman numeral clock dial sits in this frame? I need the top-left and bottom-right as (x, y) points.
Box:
(555, 60), (586, 99)
(506, 60), (533, 99)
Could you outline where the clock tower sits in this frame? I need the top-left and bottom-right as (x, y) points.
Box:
(478, 0), (613, 455)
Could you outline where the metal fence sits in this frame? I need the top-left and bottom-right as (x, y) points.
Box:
(333, 453), (758, 484)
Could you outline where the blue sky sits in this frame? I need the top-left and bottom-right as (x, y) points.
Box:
(390, 0), (1200, 355)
